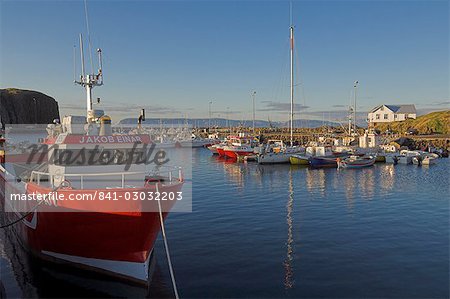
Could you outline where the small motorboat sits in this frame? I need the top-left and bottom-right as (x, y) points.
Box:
(309, 156), (339, 168)
(412, 153), (438, 165)
(422, 155), (437, 165)
(338, 155), (376, 169)
(289, 154), (310, 165)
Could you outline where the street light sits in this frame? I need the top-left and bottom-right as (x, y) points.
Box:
(353, 80), (359, 135)
(226, 107), (230, 132)
(252, 91), (256, 132)
(208, 100), (213, 132)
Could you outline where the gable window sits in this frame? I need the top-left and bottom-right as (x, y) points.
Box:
(394, 114), (397, 119)
(384, 114), (388, 120)
(376, 114), (380, 120)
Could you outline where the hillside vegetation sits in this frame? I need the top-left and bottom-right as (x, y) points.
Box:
(375, 110), (450, 134)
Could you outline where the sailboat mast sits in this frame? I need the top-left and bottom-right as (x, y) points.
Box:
(290, 25), (294, 147)
(353, 80), (358, 135)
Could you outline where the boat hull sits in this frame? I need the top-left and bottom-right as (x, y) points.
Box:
(0, 173), (183, 285)
(338, 157), (376, 168)
(290, 155), (309, 165)
(216, 147), (226, 157)
(224, 149), (254, 160)
(258, 153), (291, 164)
(207, 146), (218, 155)
(309, 156), (338, 168)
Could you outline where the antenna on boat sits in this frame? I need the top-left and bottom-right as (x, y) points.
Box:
(73, 45), (77, 83)
(80, 34), (86, 79)
(75, 33), (103, 123)
(74, 0), (103, 123)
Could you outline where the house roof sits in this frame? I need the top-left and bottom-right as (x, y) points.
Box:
(370, 104), (416, 114)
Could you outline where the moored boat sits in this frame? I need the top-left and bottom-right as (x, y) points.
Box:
(222, 134), (258, 160)
(337, 155), (376, 168)
(0, 37), (184, 285)
(309, 156), (339, 168)
(289, 154), (309, 165)
(257, 140), (304, 164)
(207, 144), (219, 155)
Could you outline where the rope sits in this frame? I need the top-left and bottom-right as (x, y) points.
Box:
(0, 181), (67, 229)
(156, 183), (180, 299)
(84, 0), (95, 75)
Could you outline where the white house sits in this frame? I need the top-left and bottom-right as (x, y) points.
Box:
(368, 104), (416, 123)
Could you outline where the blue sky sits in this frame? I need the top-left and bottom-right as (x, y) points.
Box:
(1, 0), (448, 123)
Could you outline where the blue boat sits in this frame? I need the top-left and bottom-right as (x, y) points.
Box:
(309, 156), (339, 168)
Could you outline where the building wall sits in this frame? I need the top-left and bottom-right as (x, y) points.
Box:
(368, 109), (416, 123)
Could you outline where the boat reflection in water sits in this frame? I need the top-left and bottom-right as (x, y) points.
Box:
(0, 215), (173, 298)
(284, 168), (294, 289)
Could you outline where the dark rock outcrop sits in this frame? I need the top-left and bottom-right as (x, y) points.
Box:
(0, 88), (60, 126)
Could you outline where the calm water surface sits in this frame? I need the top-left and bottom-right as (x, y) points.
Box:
(1, 148), (449, 298)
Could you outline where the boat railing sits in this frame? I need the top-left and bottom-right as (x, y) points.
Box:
(30, 166), (183, 189)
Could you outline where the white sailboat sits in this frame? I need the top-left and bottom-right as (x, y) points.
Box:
(258, 6), (303, 164)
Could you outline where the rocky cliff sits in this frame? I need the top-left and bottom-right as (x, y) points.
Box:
(0, 88), (60, 126)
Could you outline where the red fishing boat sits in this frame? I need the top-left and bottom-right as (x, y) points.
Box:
(0, 36), (184, 285)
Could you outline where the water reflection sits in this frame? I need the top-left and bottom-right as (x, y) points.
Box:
(284, 168), (294, 289)
(305, 168), (326, 196)
(378, 164), (396, 192)
(221, 161), (247, 188)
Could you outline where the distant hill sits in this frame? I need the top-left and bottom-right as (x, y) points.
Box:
(118, 118), (339, 128)
(375, 110), (450, 134)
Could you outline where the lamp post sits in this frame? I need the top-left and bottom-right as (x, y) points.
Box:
(252, 91), (256, 133)
(226, 107), (230, 132)
(208, 100), (213, 132)
(353, 80), (359, 135)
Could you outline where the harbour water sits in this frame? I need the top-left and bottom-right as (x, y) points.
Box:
(1, 148), (449, 298)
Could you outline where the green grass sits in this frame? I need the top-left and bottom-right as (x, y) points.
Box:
(375, 110), (450, 134)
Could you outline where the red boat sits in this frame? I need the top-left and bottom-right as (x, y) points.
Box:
(222, 135), (258, 160)
(0, 39), (184, 285)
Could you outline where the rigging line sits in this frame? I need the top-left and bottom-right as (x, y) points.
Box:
(73, 45), (77, 83)
(294, 37), (306, 128)
(84, 0), (95, 75)
(156, 183), (180, 299)
(0, 180), (68, 229)
(294, 35), (306, 108)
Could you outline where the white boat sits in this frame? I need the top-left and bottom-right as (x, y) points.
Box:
(258, 147), (304, 164)
(412, 152), (439, 165)
(422, 155), (437, 165)
(338, 155), (376, 168)
(398, 150), (421, 164)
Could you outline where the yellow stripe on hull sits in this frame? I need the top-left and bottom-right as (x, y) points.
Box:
(375, 155), (386, 162)
(290, 156), (309, 165)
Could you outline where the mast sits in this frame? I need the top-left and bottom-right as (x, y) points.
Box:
(353, 80), (359, 135)
(290, 25), (294, 147)
(75, 33), (103, 123)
